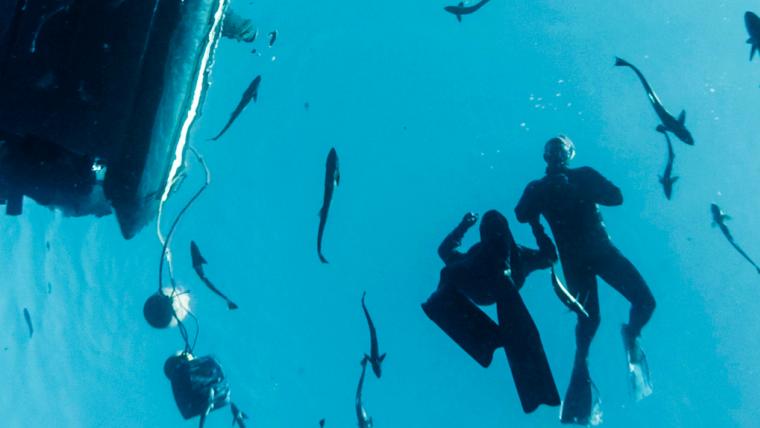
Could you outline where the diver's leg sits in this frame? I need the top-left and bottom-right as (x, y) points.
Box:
(596, 247), (655, 339)
(596, 247), (655, 400)
(560, 264), (600, 425)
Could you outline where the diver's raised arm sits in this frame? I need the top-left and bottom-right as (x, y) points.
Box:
(515, 181), (543, 224)
(580, 167), (623, 206)
(438, 212), (478, 264)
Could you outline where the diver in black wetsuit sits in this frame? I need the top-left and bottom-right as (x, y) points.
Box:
(422, 210), (560, 414)
(515, 135), (656, 424)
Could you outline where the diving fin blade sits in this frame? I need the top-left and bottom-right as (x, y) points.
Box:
(421, 290), (500, 368)
(622, 326), (653, 401)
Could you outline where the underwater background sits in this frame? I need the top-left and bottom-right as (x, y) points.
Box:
(2, 1), (760, 427)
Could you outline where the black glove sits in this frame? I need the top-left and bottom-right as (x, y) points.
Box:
(459, 212), (478, 230)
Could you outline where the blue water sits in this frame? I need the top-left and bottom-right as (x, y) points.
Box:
(3, 1), (760, 427)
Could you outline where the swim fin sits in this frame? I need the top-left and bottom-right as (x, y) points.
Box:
(560, 356), (602, 425)
(422, 290), (501, 368)
(622, 325), (653, 401)
(496, 290), (561, 413)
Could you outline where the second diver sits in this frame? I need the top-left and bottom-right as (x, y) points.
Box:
(422, 210), (560, 413)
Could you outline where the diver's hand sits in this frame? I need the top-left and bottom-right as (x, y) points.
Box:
(460, 212), (478, 229)
(537, 234), (559, 263)
(543, 173), (570, 188)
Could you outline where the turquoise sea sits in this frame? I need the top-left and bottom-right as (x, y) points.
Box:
(2, 1), (760, 427)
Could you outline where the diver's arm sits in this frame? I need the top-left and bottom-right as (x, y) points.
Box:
(529, 220), (558, 263)
(580, 167), (623, 206)
(438, 212), (477, 264)
(515, 181), (541, 223)
(515, 244), (548, 271)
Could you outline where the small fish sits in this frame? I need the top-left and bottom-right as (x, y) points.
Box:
(551, 266), (589, 318)
(361, 292), (386, 378)
(268, 30), (278, 47)
(231, 402), (249, 428)
(745, 11), (760, 61)
(615, 57), (694, 145)
(317, 148), (340, 263)
(211, 75), (262, 141)
(23, 308), (33, 338)
(190, 241), (239, 309)
(658, 130), (678, 200)
(711, 204), (760, 274)
(45, 241), (50, 251)
(356, 358), (374, 428)
(444, 0), (491, 22)
(319, 419), (325, 428)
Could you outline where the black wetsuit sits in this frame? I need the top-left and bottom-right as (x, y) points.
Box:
(515, 165), (655, 364)
(435, 217), (560, 413)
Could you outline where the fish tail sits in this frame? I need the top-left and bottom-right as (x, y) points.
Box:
(614, 56), (630, 67)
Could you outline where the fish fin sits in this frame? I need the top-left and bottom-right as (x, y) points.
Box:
(456, 14), (462, 22)
(678, 110), (686, 124)
(748, 38), (754, 44)
(614, 56), (628, 67)
(752, 45), (759, 61)
(671, 176), (679, 183)
(335, 170), (340, 186)
(379, 353), (387, 362)
(656, 124), (666, 133)
(319, 253), (329, 264)
(458, 1), (464, 5)
(253, 92), (258, 103)
(228, 302), (239, 310)
(658, 175), (664, 184)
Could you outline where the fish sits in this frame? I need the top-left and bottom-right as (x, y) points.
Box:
(711, 203), (760, 274)
(551, 266), (589, 318)
(211, 75), (262, 141)
(658, 130), (678, 200)
(317, 148), (340, 264)
(319, 419), (325, 427)
(745, 11), (760, 61)
(614, 57), (694, 146)
(444, 0), (491, 22)
(231, 402), (248, 428)
(361, 292), (386, 378)
(268, 30), (278, 47)
(356, 358), (374, 428)
(190, 241), (239, 310)
(23, 308), (33, 338)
